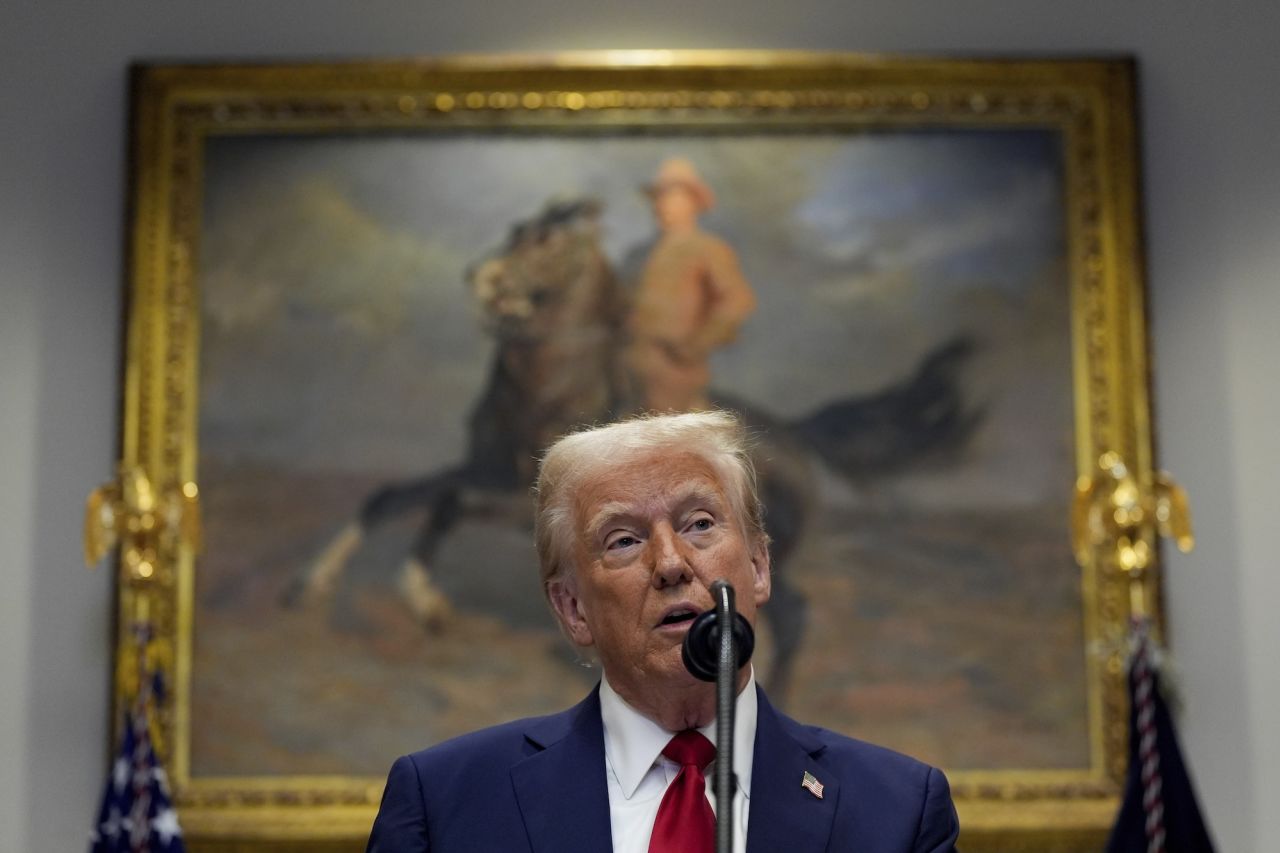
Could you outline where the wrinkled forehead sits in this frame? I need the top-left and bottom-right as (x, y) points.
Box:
(569, 450), (732, 535)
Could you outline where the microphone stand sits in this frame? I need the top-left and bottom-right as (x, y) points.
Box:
(682, 580), (754, 853)
(712, 581), (736, 853)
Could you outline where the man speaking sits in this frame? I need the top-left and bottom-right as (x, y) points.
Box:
(367, 411), (960, 852)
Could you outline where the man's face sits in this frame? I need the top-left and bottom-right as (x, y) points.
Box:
(651, 184), (701, 233)
(547, 449), (771, 696)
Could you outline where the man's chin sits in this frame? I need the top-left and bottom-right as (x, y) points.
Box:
(655, 650), (706, 690)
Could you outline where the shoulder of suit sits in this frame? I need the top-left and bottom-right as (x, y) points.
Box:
(401, 691), (596, 768)
(797, 723), (941, 792)
(400, 703), (577, 771)
(804, 723), (933, 766)
(764, 699), (939, 782)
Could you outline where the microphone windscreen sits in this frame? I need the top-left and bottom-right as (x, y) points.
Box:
(681, 606), (755, 682)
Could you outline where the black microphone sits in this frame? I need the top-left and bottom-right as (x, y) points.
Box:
(681, 580), (756, 682)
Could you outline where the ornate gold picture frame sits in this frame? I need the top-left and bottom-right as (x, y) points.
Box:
(111, 52), (1157, 851)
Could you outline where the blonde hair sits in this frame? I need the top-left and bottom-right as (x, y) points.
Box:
(533, 410), (767, 597)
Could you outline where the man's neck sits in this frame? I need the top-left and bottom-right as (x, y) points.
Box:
(659, 221), (701, 239)
(604, 667), (752, 732)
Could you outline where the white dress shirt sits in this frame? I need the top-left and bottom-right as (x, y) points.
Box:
(599, 671), (757, 853)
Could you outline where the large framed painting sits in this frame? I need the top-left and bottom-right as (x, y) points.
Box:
(111, 52), (1157, 851)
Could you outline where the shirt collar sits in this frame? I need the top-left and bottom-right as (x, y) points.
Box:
(600, 670), (758, 801)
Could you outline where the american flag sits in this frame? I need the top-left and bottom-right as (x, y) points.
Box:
(1105, 618), (1215, 853)
(89, 624), (186, 853)
(801, 771), (824, 799)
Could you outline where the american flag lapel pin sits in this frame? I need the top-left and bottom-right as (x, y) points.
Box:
(801, 770), (824, 799)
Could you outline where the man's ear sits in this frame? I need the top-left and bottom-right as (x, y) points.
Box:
(749, 538), (772, 607)
(547, 575), (594, 647)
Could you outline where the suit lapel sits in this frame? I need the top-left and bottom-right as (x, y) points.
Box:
(511, 687), (613, 853)
(746, 689), (840, 853)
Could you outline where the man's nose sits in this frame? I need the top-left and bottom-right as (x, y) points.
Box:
(650, 524), (693, 588)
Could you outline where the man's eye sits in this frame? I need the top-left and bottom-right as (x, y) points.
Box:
(689, 517), (714, 532)
(607, 535), (639, 550)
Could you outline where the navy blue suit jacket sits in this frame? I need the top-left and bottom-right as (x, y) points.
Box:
(367, 685), (959, 852)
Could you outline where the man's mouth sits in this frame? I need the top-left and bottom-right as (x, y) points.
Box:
(657, 608), (699, 627)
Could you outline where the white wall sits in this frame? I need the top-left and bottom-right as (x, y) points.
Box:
(3, 1), (1276, 849)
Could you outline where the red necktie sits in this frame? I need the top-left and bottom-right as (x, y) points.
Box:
(648, 730), (716, 853)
